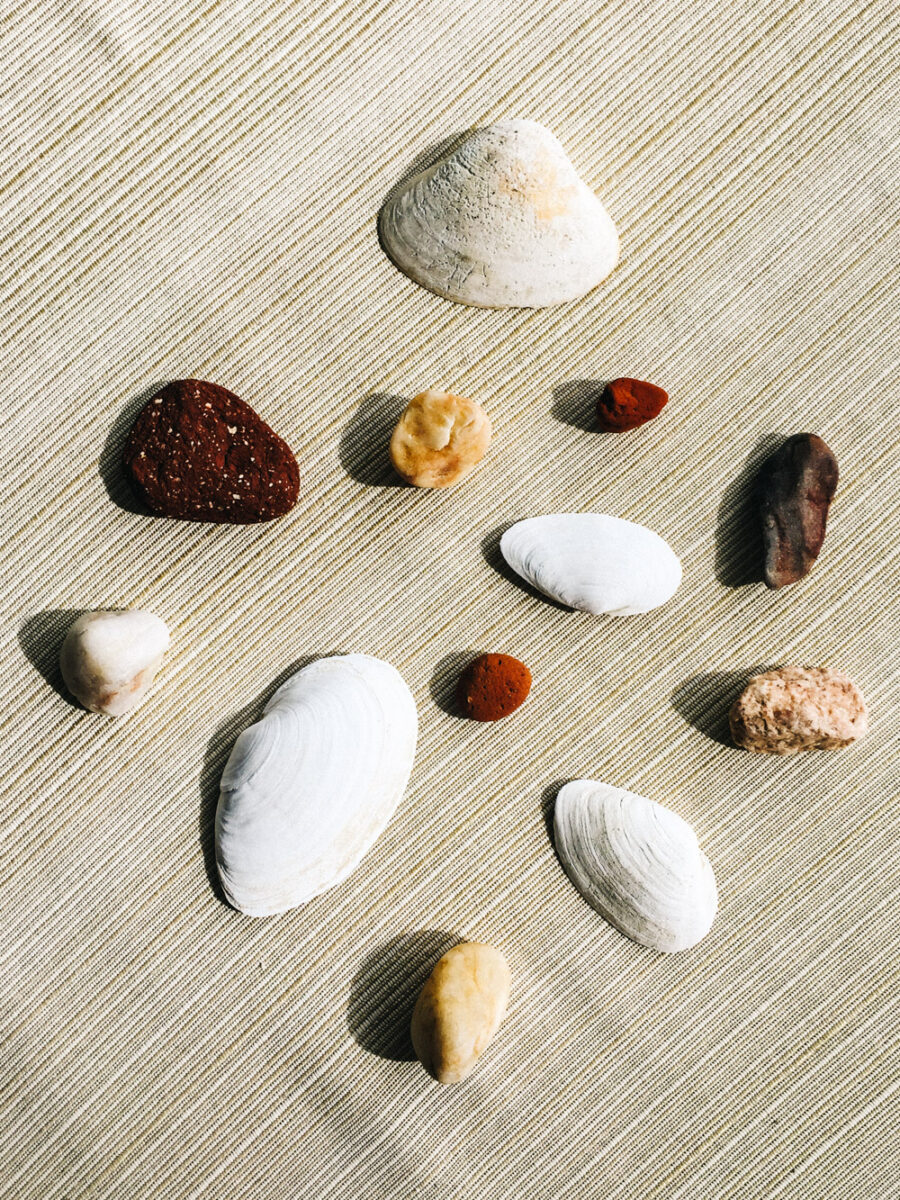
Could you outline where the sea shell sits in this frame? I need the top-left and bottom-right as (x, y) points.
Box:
(215, 654), (418, 917)
(379, 119), (619, 308)
(553, 781), (717, 953)
(500, 513), (682, 615)
(59, 609), (170, 716)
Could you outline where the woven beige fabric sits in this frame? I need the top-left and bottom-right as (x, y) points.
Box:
(1, 0), (898, 1195)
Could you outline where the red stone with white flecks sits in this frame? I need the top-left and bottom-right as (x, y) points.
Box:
(123, 380), (299, 523)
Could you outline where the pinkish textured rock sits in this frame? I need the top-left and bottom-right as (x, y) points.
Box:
(729, 666), (868, 754)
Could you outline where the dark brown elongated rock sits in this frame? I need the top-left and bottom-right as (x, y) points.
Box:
(123, 380), (299, 523)
(758, 433), (838, 588)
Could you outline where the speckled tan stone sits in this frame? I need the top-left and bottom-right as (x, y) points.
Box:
(410, 942), (510, 1083)
(729, 666), (868, 753)
(389, 390), (491, 488)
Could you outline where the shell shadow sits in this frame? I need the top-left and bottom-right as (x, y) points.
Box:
(338, 393), (408, 488)
(99, 380), (169, 514)
(428, 650), (483, 718)
(541, 779), (573, 858)
(346, 930), (462, 1060)
(715, 434), (784, 587)
(197, 653), (343, 906)
(18, 609), (90, 707)
(551, 380), (607, 432)
(480, 522), (571, 611)
(670, 668), (774, 746)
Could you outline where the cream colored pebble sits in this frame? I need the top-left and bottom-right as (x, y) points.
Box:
(389, 390), (491, 488)
(410, 942), (510, 1084)
(729, 666), (868, 753)
(59, 610), (170, 717)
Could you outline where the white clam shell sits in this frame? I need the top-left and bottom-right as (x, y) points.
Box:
(500, 513), (682, 615)
(554, 781), (718, 953)
(215, 654), (418, 917)
(379, 119), (619, 308)
(59, 609), (170, 716)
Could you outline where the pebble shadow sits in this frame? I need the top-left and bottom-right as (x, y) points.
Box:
(338, 393), (408, 488)
(428, 650), (482, 718)
(346, 930), (462, 1060)
(99, 380), (169, 514)
(551, 380), (606, 431)
(715, 434), (783, 587)
(480, 523), (571, 611)
(18, 609), (90, 707)
(197, 654), (343, 905)
(670, 668), (775, 746)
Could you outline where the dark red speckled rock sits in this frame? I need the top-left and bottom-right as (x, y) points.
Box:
(596, 377), (668, 432)
(123, 379), (299, 523)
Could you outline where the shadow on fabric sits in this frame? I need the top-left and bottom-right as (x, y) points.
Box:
(99, 380), (169, 514)
(714, 433), (784, 587)
(551, 379), (607, 431)
(338, 393), (408, 488)
(428, 650), (484, 718)
(480, 522), (571, 611)
(670, 667), (775, 746)
(18, 608), (90, 708)
(197, 654), (344, 906)
(346, 930), (463, 1061)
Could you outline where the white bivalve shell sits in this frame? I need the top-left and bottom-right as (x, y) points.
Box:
(554, 781), (718, 953)
(379, 119), (619, 308)
(500, 513), (682, 615)
(215, 654), (418, 917)
(59, 609), (170, 716)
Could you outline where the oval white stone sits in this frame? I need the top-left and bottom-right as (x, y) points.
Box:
(554, 781), (718, 953)
(59, 609), (170, 716)
(379, 119), (619, 308)
(215, 654), (418, 917)
(500, 513), (682, 615)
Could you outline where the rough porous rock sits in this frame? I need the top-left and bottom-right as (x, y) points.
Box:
(410, 943), (510, 1084)
(123, 379), (300, 523)
(457, 653), (531, 721)
(59, 610), (170, 716)
(389, 390), (491, 488)
(597, 377), (668, 432)
(758, 433), (838, 588)
(729, 666), (868, 753)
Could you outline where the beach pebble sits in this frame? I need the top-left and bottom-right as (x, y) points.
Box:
(597, 377), (668, 432)
(500, 513), (681, 615)
(758, 433), (838, 588)
(59, 610), (170, 716)
(410, 943), (510, 1084)
(389, 390), (491, 488)
(457, 654), (531, 721)
(729, 666), (868, 753)
(123, 379), (299, 523)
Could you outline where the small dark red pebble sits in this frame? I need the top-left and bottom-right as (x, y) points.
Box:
(457, 653), (532, 722)
(596, 377), (668, 432)
(123, 379), (300, 523)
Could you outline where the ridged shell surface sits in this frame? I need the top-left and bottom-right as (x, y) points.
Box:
(553, 781), (717, 953)
(379, 119), (619, 308)
(500, 513), (682, 615)
(215, 655), (418, 917)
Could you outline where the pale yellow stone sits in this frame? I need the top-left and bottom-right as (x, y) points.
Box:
(729, 666), (868, 753)
(410, 942), (510, 1084)
(389, 390), (491, 488)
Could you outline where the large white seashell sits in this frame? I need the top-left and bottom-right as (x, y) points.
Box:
(500, 513), (682, 615)
(59, 609), (170, 716)
(553, 781), (717, 953)
(215, 654), (418, 917)
(379, 120), (619, 308)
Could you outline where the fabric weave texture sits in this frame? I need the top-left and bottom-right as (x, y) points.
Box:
(1, 1), (898, 1197)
